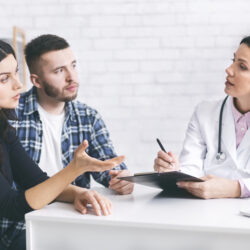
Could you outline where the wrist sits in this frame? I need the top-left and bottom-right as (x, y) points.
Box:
(231, 180), (241, 198)
(68, 160), (85, 177)
(73, 186), (88, 200)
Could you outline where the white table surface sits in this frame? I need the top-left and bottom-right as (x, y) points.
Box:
(25, 185), (250, 250)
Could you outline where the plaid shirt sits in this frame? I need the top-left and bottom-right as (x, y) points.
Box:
(0, 184), (25, 249)
(10, 86), (127, 189)
(0, 218), (25, 248)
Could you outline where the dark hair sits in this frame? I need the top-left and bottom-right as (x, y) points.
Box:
(240, 36), (250, 48)
(25, 34), (69, 74)
(0, 40), (17, 176)
(0, 40), (16, 61)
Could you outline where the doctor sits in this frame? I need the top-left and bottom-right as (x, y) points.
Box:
(154, 36), (250, 199)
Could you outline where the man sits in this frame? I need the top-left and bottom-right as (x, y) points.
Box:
(11, 34), (133, 195)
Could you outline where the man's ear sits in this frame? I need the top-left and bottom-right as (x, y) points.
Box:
(30, 74), (42, 89)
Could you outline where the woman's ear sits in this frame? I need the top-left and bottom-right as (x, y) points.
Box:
(30, 74), (42, 89)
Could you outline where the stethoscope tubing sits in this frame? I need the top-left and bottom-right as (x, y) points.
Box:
(217, 95), (229, 158)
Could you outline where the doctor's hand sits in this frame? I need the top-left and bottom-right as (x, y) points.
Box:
(154, 151), (179, 173)
(109, 170), (134, 195)
(176, 175), (241, 199)
(74, 189), (112, 216)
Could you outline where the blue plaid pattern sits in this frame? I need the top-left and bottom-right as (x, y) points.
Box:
(0, 218), (25, 248)
(0, 184), (25, 249)
(10, 86), (127, 188)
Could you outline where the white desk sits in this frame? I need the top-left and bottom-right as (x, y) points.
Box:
(26, 185), (250, 250)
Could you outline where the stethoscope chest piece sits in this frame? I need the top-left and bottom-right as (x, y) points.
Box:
(216, 152), (226, 162)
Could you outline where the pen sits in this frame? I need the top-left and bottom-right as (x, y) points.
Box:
(156, 138), (173, 168)
(156, 138), (167, 153)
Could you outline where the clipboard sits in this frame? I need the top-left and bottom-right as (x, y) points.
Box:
(118, 171), (203, 191)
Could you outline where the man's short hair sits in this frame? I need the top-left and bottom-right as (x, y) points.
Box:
(25, 34), (69, 74)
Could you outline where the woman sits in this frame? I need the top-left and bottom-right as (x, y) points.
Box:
(0, 40), (124, 249)
(154, 36), (250, 199)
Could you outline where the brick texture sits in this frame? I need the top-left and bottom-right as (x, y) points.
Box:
(1, 0), (249, 173)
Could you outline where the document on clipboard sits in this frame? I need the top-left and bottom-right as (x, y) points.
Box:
(118, 171), (204, 191)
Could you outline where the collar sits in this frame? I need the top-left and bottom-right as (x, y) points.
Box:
(64, 101), (77, 122)
(231, 98), (250, 127)
(23, 86), (39, 116)
(23, 86), (76, 121)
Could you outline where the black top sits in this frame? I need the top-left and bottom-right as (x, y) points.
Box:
(0, 129), (49, 220)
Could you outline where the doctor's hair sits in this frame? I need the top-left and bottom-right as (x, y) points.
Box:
(240, 36), (250, 47)
(0, 40), (17, 178)
(25, 34), (70, 74)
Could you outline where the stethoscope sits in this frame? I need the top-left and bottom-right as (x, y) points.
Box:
(215, 95), (229, 162)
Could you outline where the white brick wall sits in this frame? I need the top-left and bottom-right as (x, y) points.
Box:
(1, 0), (250, 173)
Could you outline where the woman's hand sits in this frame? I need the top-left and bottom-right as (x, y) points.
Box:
(25, 141), (124, 210)
(177, 175), (241, 199)
(154, 150), (179, 172)
(74, 189), (112, 216)
(73, 140), (125, 173)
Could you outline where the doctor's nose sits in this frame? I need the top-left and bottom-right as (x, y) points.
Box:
(225, 64), (234, 77)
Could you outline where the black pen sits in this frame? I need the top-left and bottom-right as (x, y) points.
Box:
(156, 138), (173, 168)
(156, 138), (167, 153)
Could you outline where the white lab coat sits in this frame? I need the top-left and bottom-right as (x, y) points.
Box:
(179, 96), (250, 190)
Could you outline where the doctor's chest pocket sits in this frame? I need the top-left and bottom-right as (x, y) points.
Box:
(237, 150), (250, 174)
(203, 150), (222, 171)
(203, 147), (237, 175)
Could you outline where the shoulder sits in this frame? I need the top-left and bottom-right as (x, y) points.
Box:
(70, 100), (101, 119)
(189, 98), (229, 133)
(70, 101), (107, 130)
(194, 98), (223, 118)
(4, 126), (18, 146)
(18, 88), (33, 106)
(16, 92), (26, 111)
(16, 87), (35, 115)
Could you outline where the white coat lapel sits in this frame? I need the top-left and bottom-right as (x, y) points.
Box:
(221, 97), (237, 163)
(237, 127), (250, 152)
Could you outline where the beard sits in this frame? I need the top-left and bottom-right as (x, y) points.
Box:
(42, 80), (78, 102)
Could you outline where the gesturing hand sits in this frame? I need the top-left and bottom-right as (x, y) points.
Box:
(73, 140), (125, 173)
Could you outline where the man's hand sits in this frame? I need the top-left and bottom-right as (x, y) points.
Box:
(177, 175), (241, 199)
(154, 150), (179, 172)
(74, 189), (112, 216)
(109, 170), (134, 195)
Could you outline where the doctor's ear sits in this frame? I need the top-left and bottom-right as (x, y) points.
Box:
(30, 74), (42, 89)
